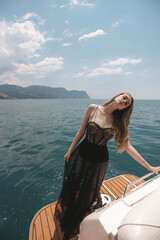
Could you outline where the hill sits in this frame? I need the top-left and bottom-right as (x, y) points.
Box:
(0, 84), (90, 99)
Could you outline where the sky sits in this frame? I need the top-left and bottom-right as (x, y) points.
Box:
(0, 0), (160, 99)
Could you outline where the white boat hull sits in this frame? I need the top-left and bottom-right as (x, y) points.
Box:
(79, 174), (160, 240)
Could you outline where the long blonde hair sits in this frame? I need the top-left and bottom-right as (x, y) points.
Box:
(101, 93), (134, 152)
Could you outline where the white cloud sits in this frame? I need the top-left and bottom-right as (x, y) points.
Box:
(0, 41), (13, 57)
(125, 72), (132, 75)
(51, 37), (62, 41)
(62, 28), (87, 39)
(0, 16), (64, 84)
(0, 71), (21, 85)
(60, 4), (68, 8)
(87, 67), (122, 78)
(82, 66), (88, 70)
(16, 12), (46, 25)
(0, 20), (50, 60)
(13, 57), (64, 76)
(62, 29), (73, 37)
(62, 43), (72, 47)
(85, 57), (142, 78)
(108, 58), (142, 66)
(60, 0), (95, 8)
(18, 41), (41, 58)
(65, 20), (70, 24)
(112, 20), (123, 29)
(0, 17), (56, 60)
(70, 0), (95, 8)
(22, 12), (38, 21)
(74, 72), (84, 78)
(79, 29), (106, 41)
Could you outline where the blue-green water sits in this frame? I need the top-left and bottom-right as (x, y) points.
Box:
(0, 99), (160, 240)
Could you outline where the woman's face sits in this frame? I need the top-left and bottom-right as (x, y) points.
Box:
(114, 93), (132, 111)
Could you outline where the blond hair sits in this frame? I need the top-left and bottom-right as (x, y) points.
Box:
(102, 93), (134, 152)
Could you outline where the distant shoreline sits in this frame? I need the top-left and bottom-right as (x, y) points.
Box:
(0, 84), (90, 100)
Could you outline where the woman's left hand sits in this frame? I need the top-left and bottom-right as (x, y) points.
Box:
(150, 166), (160, 175)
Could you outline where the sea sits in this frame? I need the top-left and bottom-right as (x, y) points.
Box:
(0, 99), (160, 240)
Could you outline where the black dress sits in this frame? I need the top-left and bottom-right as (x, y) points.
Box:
(55, 106), (114, 240)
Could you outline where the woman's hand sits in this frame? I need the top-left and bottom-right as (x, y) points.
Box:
(64, 151), (71, 162)
(150, 166), (160, 175)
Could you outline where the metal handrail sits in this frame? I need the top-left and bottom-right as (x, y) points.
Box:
(124, 172), (154, 197)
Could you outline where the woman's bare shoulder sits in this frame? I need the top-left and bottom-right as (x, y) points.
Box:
(88, 104), (98, 110)
(85, 104), (97, 118)
(86, 104), (97, 114)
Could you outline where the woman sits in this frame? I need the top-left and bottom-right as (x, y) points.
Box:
(55, 93), (160, 240)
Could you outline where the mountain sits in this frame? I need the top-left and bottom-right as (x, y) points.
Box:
(0, 84), (90, 99)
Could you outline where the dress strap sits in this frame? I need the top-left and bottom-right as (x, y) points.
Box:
(90, 105), (98, 122)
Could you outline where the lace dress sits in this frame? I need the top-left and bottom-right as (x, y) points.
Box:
(55, 106), (114, 240)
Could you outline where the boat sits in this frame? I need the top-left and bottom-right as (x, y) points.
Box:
(29, 172), (160, 240)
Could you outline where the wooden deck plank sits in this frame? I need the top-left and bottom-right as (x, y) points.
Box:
(29, 221), (34, 240)
(103, 175), (135, 195)
(30, 222), (36, 240)
(50, 202), (64, 240)
(117, 175), (136, 190)
(101, 184), (117, 200)
(125, 174), (139, 182)
(121, 175), (138, 190)
(122, 175), (135, 191)
(115, 177), (136, 191)
(34, 214), (44, 240)
(112, 179), (126, 193)
(113, 177), (128, 189)
(125, 174), (137, 181)
(117, 176), (131, 186)
(101, 186), (116, 200)
(45, 206), (55, 239)
(105, 182), (121, 198)
(41, 209), (51, 240)
(124, 174), (145, 187)
(106, 179), (125, 196)
(114, 176), (130, 186)
(100, 184), (116, 200)
(33, 225), (37, 240)
(103, 176), (127, 197)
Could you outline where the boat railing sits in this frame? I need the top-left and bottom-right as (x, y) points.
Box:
(123, 172), (158, 197)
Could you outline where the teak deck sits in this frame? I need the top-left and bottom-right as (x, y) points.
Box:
(29, 174), (145, 240)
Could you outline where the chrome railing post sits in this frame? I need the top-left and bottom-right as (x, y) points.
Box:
(124, 172), (154, 197)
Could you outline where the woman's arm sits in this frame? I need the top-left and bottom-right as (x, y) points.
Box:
(125, 140), (160, 174)
(64, 104), (96, 162)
